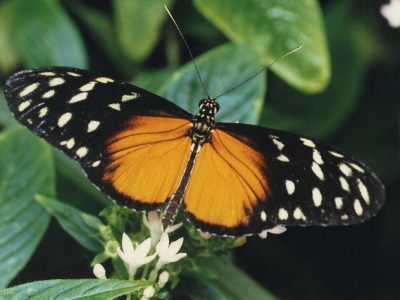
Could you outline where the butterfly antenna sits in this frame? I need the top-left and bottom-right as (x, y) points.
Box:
(165, 5), (211, 100)
(214, 45), (302, 100)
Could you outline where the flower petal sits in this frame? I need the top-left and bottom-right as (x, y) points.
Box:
(168, 237), (184, 256)
(168, 252), (187, 263)
(121, 233), (135, 255)
(156, 232), (169, 254)
(136, 238), (152, 259)
(140, 252), (157, 265)
(117, 247), (129, 263)
(166, 222), (183, 233)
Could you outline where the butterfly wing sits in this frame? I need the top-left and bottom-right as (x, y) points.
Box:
(5, 67), (194, 211)
(184, 122), (385, 236)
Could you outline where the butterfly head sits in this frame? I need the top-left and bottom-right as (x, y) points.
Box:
(191, 98), (219, 144)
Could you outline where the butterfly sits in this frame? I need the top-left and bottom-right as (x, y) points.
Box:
(4, 67), (385, 237)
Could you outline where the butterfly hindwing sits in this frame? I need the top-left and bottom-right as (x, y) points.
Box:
(5, 67), (193, 211)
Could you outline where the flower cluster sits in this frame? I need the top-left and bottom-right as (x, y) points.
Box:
(94, 211), (186, 299)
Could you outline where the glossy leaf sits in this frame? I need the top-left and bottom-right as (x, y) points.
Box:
(12, 0), (87, 68)
(158, 43), (266, 125)
(36, 195), (104, 253)
(65, 0), (132, 75)
(0, 1), (19, 74)
(260, 1), (366, 139)
(193, 0), (330, 93)
(0, 279), (150, 300)
(0, 127), (54, 288)
(114, 0), (174, 62)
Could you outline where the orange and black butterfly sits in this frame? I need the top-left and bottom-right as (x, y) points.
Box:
(5, 67), (385, 236)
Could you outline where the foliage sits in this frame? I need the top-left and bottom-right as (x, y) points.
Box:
(0, 0), (399, 299)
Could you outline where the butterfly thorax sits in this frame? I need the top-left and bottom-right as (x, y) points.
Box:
(191, 98), (219, 145)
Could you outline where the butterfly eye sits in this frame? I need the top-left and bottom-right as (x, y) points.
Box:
(198, 99), (207, 109)
(213, 102), (220, 113)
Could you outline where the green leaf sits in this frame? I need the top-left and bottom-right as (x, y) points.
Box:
(114, 0), (175, 62)
(158, 43), (266, 125)
(179, 277), (225, 300)
(259, 0), (366, 139)
(12, 0), (88, 68)
(65, 0), (132, 76)
(0, 0), (19, 74)
(36, 195), (104, 253)
(200, 259), (277, 300)
(0, 127), (55, 288)
(0, 279), (151, 300)
(193, 0), (330, 93)
(0, 87), (17, 128)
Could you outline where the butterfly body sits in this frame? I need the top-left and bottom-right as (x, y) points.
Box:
(5, 67), (385, 237)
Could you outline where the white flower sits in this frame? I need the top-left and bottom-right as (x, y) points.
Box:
(158, 271), (169, 288)
(259, 225), (287, 239)
(140, 286), (155, 300)
(117, 233), (157, 278)
(381, 0), (400, 27)
(155, 232), (187, 270)
(143, 211), (183, 246)
(93, 264), (106, 279)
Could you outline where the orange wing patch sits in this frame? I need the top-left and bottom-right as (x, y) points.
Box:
(104, 116), (192, 206)
(184, 129), (269, 228)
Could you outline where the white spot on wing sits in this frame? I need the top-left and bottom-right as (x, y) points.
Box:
(108, 103), (121, 111)
(339, 176), (350, 192)
(95, 77), (114, 83)
(92, 160), (101, 167)
(354, 199), (363, 216)
(49, 77), (65, 87)
(312, 187), (322, 207)
(58, 112), (72, 127)
(341, 214), (348, 220)
(18, 100), (32, 111)
(261, 211), (267, 221)
(349, 163), (365, 173)
(357, 179), (370, 204)
(277, 154), (289, 162)
(76, 147), (88, 158)
(312, 162), (324, 180)
(19, 83), (39, 97)
(334, 197), (343, 209)
(121, 93), (139, 102)
(38, 107), (48, 118)
(339, 163), (353, 177)
(42, 89), (55, 98)
(313, 149), (324, 164)
(67, 72), (81, 77)
(293, 207), (306, 220)
(39, 72), (56, 76)
(60, 138), (75, 149)
(87, 120), (100, 132)
(278, 208), (288, 220)
(329, 151), (343, 158)
(271, 136), (284, 150)
(79, 81), (96, 91)
(285, 180), (295, 195)
(300, 137), (316, 147)
(69, 92), (88, 103)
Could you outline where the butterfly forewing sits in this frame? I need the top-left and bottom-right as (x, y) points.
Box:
(5, 67), (193, 211)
